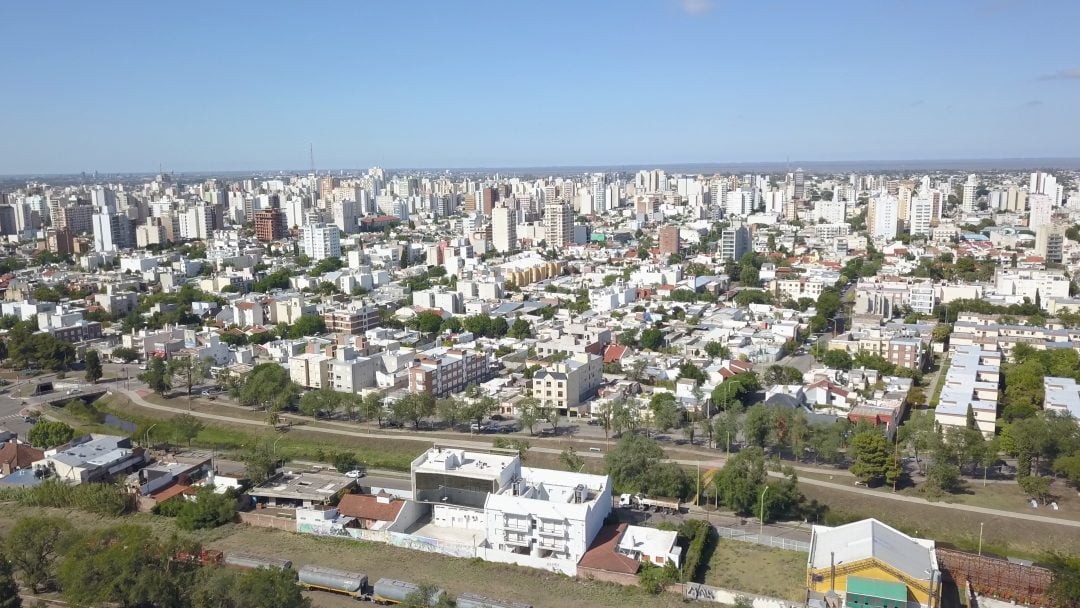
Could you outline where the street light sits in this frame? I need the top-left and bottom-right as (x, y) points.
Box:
(144, 423), (158, 448)
(759, 486), (770, 537)
(977, 522), (984, 556)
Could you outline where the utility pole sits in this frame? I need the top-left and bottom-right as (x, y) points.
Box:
(978, 522), (984, 556)
(759, 486), (770, 537)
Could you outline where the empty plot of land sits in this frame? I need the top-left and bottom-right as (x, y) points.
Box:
(700, 539), (807, 602)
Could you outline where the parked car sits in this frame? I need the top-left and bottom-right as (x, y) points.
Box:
(345, 469), (366, 479)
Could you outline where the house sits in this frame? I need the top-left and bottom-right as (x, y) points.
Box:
(33, 435), (147, 484)
(804, 380), (852, 413)
(336, 492), (406, 530)
(615, 525), (682, 568)
(0, 440), (44, 477)
(247, 470), (357, 509)
(807, 518), (940, 608)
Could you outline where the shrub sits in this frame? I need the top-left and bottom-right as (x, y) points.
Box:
(679, 519), (714, 583)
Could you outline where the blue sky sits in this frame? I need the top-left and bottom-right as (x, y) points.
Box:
(2, 0), (1079, 173)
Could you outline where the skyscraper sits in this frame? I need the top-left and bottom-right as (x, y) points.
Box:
(544, 202), (572, 248)
(793, 168), (806, 201)
(1028, 194), (1054, 230)
(300, 222), (341, 262)
(658, 225), (681, 255)
(869, 194), (899, 240)
(961, 174), (977, 214)
(492, 205), (516, 253)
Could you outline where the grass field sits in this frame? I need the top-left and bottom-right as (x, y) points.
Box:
(700, 539), (807, 602)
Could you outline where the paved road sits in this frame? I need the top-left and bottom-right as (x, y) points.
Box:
(110, 388), (1080, 530)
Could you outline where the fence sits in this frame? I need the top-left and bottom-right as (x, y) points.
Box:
(715, 527), (811, 553)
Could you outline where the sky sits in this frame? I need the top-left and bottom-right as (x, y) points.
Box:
(2, 0), (1079, 174)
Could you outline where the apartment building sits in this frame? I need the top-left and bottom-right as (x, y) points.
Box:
(1044, 377), (1080, 420)
(534, 323), (611, 359)
(408, 347), (492, 397)
(532, 353), (603, 417)
(936, 344), (1001, 437)
(324, 303), (381, 335)
(827, 324), (930, 370)
(949, 313), (1080, 356)
(409, 447), (611, 576)
(854, 278), (936, 319)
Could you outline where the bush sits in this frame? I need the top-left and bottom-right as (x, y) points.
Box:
(174, 488), (237, 530)
(679, 519), (715, 583)
(332, 452), (360, 473)
(0, 479), (132, 516)
(27, 421), (75, 449)
(638, 561), (679, 594)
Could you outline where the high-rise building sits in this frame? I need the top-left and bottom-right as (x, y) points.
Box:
(1035, 224), (1066, 264)
(1029, 171), (1059, 201)
(720, 225), (750, 261)
(480, 187), (497, 216)
(492, 205), (516, 253)
(332, 199), (358, 235)
(544, 202), (572, 248)
(813, 199), (846, 224)
(46, 228), (73, 257)
(869, 194), (899, 240)
(1028, 194), (1054, 230)
(909, 195), (932, 236)
(92, 212), (131, 252)
(961, 174), (978, 214)
(658, 225), (681, 255)
(300, 222), (341, 262)
(254, 208), (287, 242)
(793, 168), (806, 201)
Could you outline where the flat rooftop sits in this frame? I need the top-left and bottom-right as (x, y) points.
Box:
(249, 470), (356, 501)
(412, 448), (518, 480)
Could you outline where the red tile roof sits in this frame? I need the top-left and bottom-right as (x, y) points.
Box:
(603, 344), (628, 364)
(337, 493), (405, 522)
(0, 441), (44, 471)
(150, 483), (192, 503)
(578, 523), (640, 574)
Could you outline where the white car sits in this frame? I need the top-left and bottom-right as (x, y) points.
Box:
(345, 470), (365, 479)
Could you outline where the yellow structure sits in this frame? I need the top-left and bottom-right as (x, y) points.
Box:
(806, 518), (940, 608)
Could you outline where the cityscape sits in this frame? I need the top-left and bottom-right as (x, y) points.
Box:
(1, 2), (1080, 608)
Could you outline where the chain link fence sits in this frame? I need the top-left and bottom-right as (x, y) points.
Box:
(715, 526), (811, 552)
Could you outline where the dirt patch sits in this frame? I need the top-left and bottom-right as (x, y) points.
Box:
(701, 539), (807, 601)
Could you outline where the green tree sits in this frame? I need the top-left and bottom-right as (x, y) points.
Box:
(332, 452), (360, 473)
(298, 388), (342, 421)
(440, 316), (461, 333)
(640, 328), (664, 351)
(288, 314), (326, 338)
(516, 396), (541, 435)
(0, 552), (19, 608)
(677, 362), (707, 385)
(168, 354), (212, 402)
(713, 409), (740, 452)
(402, 584), (451, 608)
(27, 421), (75, 449)
(240, 441), (279, 485)
(560, 447), (585, 471)
(170, 414), (205, 447)
(493, 438), (531, 463)
(508, 317), (532, 339)
(436, 397), (463, 429)
(462, 394), (497, 431)
(763, 365), (803, 386)
(704, 340), (728, 359)
(192, 567), (310, 608)
(361, 391), (386, 427)
(604, 435), (689, 498)
(850, 431), (890, 485)
(139, 356), (172, 395)
(649, 392), (681, 433)
(237, 363), (297, 414)
(1046, 553), (1080, 608)
(5, 515), (74, 593)
(392, 392), (436, 429)
(84, 349), (102, 383)
(57, 525), (192, 608)
(741, 404), (771, 448)
(713, 447), (766, 514)
(821, 349), (853, 370)
(411, 311), (444, 334)
(172, 487), (238, 530)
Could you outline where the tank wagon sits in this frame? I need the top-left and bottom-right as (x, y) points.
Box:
(223, 552), (292, 570)
(372, 578), (446, 606)
(298, 565), (368, 598)
(456, 592), (534, 608)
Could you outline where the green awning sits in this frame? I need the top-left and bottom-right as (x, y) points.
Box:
(847, 576), (908, 603)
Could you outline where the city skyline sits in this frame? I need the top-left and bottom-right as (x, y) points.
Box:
(2, 0), (1080, 173)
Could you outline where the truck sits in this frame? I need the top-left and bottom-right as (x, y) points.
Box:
(373, 578), (446, 606)
(618, 493), (682, 514)
(298, 565), (368, 598)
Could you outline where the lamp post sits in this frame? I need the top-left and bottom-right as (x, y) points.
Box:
(978, 522), (984, 556)
(144, 423), (158, 448)
(759, 486), (770, 537)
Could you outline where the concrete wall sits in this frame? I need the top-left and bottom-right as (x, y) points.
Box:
(238, 511), (294, 531)
(676, 583), (802, 608)
(578, 566), (639, 586)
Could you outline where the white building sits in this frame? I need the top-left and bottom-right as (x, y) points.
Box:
(1028, 193), (1054, 230)
(1044, 377), (1080, 421)
(870, 194), (898, 240)
(492, 205), (516, 253)
(813, 199), (846, 225)
(410, 447), (612, 576)
(544, 202), (572, 248)
(301, 223), (341, 262)
(936, 344), (1000, 437)
(332, 199), (358, 235)
(961, 174), (977, 214)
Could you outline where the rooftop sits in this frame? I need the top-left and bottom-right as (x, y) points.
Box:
(248, 470), (356, 502)
(412, 447), (518, 480)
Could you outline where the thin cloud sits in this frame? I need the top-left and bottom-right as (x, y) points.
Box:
(1024, 100), (1044, 107)
(1039, 68), (1080, 81)
(680, 0), (713, 16)
(909, 100), (925, 107)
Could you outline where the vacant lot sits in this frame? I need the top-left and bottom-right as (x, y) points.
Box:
(209, 526), (688, 608)
(700, 539), (807, 602)
(799, 483), (1080, 559)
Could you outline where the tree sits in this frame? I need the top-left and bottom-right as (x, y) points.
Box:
(1046, 553), (1080, 608)
(741, 405), (771, 448)
(174, 486), (238, 530)
(5, 515), (74, 593)
(0, 552), (19, 608)
(677, 362), (707, 385)
(27, 421), (75, 449)
(493, 438), (531, 463)
(640, 328), (664, 351)
(713, 409), (740, 452)
(436, 397), (463, 430)
(237, 363), (297, 414)
(333, 452), (360, 473)
(58, 525), (191, 608)
(462, 395), (497, 431)
(713, 447), (766, 514)
(605, 435), (690, 498)
(288, 314), (326, 338)
(298, 388), (342, 421)
(517, 396), (541, 435)
(704, 340), (728, 359)
(192, 567), (310, 608)
(84, 349), (102, 384)
(390, 393), (436, 429)
(361, 391), (386, 427)
(649, 392), (681, 433)
(139, 356), (172, 395)
(821, 350), (852, 370)
(850, 431), (890, 485)
(764, 365), (803, 386)
(560, 447), (585, 472)
(440, 316), (461, 333)
(171, 414), (205, 447)
(412, 311), (444, 334)
(169, 355), (212, 403)
(240, 441), (279, 485)
(402, 584), (451, 608)
(508, 317), (532, 339)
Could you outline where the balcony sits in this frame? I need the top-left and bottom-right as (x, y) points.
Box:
(537, 527), (567, 538)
